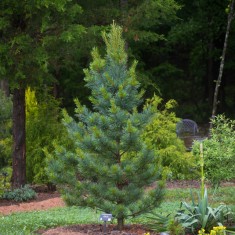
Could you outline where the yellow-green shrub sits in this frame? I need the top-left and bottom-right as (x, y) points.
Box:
(143, 95), (197, 179)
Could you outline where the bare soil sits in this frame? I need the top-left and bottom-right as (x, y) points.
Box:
(1, 180), (234, 235)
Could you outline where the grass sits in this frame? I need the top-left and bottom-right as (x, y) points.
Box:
(0, 206), (100, 235)
(1, 186), (234, 235)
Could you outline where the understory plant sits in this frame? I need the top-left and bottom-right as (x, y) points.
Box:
(48, 23), (164, 230)
(26, 87), (66, 184)
(193, 115), (235, 188)
(2, 185), (37, 202)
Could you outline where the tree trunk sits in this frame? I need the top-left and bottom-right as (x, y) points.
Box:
(211, 0), (234, 122)
(12, 87), (26, 188)
(117, 217), (124, 231)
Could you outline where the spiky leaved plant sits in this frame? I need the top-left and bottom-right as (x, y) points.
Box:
(49, 23), (164, 230)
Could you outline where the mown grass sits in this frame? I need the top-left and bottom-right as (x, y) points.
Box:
(1, 186), (234, 235)
(0, 207), (100, 235)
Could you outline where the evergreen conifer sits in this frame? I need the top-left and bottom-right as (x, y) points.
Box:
(49, 23), (164, 230)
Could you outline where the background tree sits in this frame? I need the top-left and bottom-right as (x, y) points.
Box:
(0, 0), (84, 187)
(49, 24), (164, 230)
(60, 0), (180, 110)
(211, 0), (235, 120)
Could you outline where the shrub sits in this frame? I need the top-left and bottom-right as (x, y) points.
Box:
(142, 96), (197, 180)
(193, 115), (235, 188)
(26, 87), (66, 184)
(2, 185), (37, 202)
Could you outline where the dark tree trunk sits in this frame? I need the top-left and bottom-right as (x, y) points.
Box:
(117, 217), (124, 231)
(12, 87), (26, 188)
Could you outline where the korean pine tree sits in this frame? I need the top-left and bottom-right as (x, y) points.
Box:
(49, 23), (164, 230)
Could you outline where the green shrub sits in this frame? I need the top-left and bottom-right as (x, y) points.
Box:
(142, 95), (197, 180)
(2, 185), (37, 202)
(193, 115), (235, 188)
(26, 87), (66, 184)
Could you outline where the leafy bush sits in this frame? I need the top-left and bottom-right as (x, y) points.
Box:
(193, 115), (235, 187)
(2, 185), (37, 202)
(142, 95), (197, 179)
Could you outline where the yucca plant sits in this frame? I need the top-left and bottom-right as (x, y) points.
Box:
(175, 188), (231, 234)
(175, 143), (232, 234)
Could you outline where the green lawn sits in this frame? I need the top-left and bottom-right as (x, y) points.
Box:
(1, 186), (234, 235)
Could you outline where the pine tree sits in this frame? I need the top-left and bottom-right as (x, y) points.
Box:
(49, 23), (164, 230)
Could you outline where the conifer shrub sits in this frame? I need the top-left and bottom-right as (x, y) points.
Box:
(26, 88), (66, 184)
(48, 23), (164, 230)
(142, 96), (197, 180)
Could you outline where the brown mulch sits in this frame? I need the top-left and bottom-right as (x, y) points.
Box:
(0, 191), (65, 216)
(1, 180), (234, 235)
(37, 224), (159, 235)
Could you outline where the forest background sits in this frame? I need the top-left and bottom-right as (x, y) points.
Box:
(0, 0), (235, 187)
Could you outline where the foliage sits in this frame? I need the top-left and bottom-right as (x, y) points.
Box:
(0, 167), (11, 196)
(175, 146), (232, 235)
(198, 225), (235, 235)
(0, 90), (12, 169)
(193, 115), (235, 188)
(175, 188), (231, 234)
(142, 95), (197, 179)
(25, 87), (66, 184)
(0, 207), (99, 234)
(145, 212), (185, 234)
(0, 0), (85, 89)
(1, 185), (37, 202)
(0, 0), (85, 187)
(48, 23), (164, 229)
